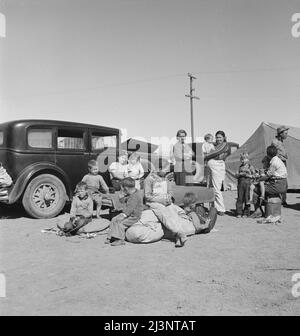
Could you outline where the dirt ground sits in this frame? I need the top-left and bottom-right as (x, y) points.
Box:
(0, 191), (299, 316)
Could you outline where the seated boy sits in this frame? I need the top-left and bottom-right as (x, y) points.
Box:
(58, 181), (93, 235)
(82, 160), (109, 218)
(105, 177), (143, 246)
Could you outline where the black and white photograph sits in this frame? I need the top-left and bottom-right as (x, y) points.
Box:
(0, 0), (300, 317)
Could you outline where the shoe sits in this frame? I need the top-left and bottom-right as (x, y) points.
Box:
(104, 238), (111, 244)
(236, 215), (242, 218)
(282, 202), (289, 208)
(175, 232), (187, 248)
(242, 215), (248, 218)
(217, 211), (225, 216)
(110, 239), (125, 246)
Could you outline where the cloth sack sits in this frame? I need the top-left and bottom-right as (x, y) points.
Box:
(126, 209), (164, 243)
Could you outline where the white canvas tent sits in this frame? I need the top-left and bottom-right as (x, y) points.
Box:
(225, 122), (300, 190)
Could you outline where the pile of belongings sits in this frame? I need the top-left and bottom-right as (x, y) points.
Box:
(41, 213), (110, 238)
(256, 215), (281, 224)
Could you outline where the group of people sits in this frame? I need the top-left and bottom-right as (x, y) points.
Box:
(169, 125), (289, 219)
(234, 125), (289, 219)
(0, 125), (290, 246)
(108, 151), (144, 190)
(56, 155), (143, 239)
(170, 128), (231, 216)
(57, 127), (232, 246)
(59, 156), (216, 247)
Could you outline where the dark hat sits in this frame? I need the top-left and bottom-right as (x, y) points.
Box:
(277, 125), (289, 135)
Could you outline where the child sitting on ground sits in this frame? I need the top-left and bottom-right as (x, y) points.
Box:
(202, 134), (215, 186)
(0, 162), (13, 188)
(105, 177), (143, 246)
(58, 181), (93, 236)
(82, 160), (109, 218)
(127, 152), (144, 190)
(235, 152), (256, 218)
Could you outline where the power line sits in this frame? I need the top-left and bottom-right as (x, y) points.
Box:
(1, 73), (186, 100)
(1, 65), (300, 101)
(192, 65), (300, 75)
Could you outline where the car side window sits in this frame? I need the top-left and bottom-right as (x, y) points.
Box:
(28, 129), (53, 148)
(57, 129), (85, 150)
(91, 134), (117, 151)
(0, 131), (3, 146)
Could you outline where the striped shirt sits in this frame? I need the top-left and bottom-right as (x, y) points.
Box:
(205, 142), (231, 161)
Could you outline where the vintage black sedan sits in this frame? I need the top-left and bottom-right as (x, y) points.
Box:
(0, 119), (120, 218)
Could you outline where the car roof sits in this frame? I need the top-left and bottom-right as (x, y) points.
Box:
(0, 119), (120, 133)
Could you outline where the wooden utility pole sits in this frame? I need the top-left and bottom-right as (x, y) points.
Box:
(185, 73), (199, 142)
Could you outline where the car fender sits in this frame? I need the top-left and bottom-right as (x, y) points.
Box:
(8, 162), (71, 204)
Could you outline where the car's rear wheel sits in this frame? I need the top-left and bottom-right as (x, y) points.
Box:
(22, 174), (67, 219)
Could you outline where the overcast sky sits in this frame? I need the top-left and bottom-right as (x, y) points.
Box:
(0, 0), (300, 148)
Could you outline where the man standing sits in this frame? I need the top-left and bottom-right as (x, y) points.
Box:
(170, 129), (194, 185)
(271, 125), (289, 206)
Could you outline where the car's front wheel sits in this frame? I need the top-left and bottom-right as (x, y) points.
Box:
(22, 174), (67, 219)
